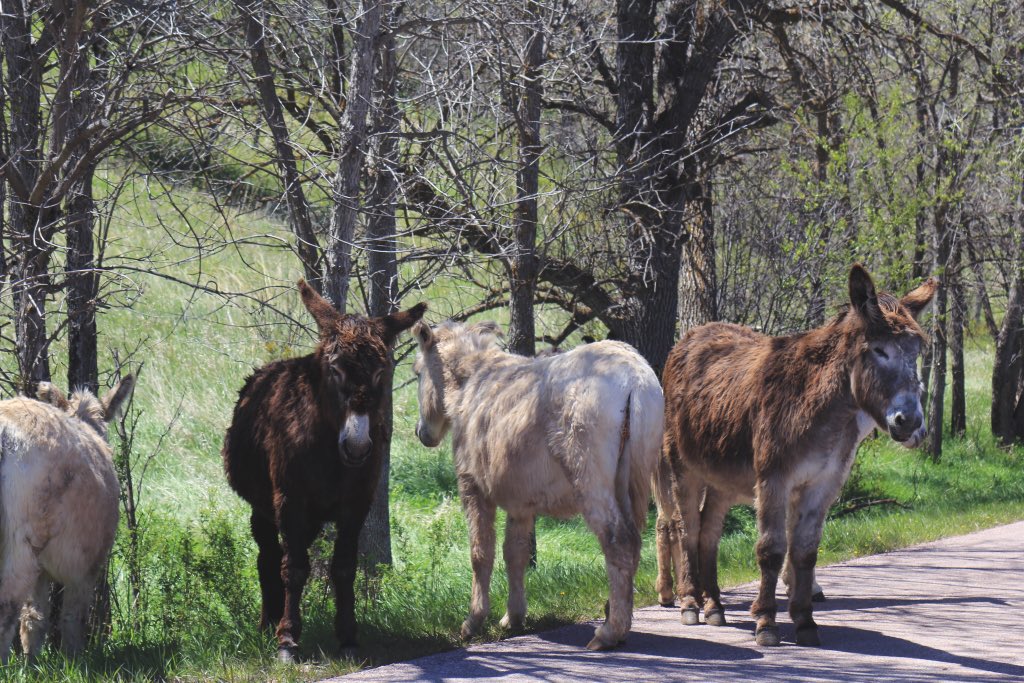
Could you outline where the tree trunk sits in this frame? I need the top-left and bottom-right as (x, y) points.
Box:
(358, 0), (401, 570)
(507, 0), (544, 359)
(618, 214), (686, 377)
(992, 231), (1024, 445)
(0, 58), (6, 292)
(64, 8), (102, 395)
(66, 168), (99, 394)
(926, 199), (951, 461)
(507, 0), (545, 566)
(12, 251), (52, 393)
(235, 0), (322, 288)
(3, 5), (51, 394)
(965, 222), (999, 339)
(677, 178), (717, 332)
(910, 31), (930, 282)
(611, 0), (749, 376)
(949, 245), (966, 438)
(324, 0), (382, 309)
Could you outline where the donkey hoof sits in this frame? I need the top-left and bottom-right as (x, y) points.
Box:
(796, 626), (821, 647)
(681, 607), (700, 625)
(277, 646), (299, 664)
(705, 608), (726, 627)
(811, 591), (826, 603)
(337, 645), (359, 661)
(755, 624), (781, 647)
(499, 613), (525, 632)
(585, 634), (619, 651)
(659, 599), (676, 608)
(460, 620), (479, 641)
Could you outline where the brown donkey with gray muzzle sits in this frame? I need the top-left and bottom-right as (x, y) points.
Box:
(660, 264), (937, 647)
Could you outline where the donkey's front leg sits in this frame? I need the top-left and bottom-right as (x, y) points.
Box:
(332, 513), (367, 652)
(787, 485), (837, 646)
(500, 514), (534, 632)
(459, 476), (496, 640)
(751, 477), (789, 646)
(275, 506), (319, 663)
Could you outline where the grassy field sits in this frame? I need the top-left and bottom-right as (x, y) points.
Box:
(1, 171), (1022, 682)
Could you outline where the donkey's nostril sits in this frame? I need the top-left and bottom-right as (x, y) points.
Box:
(894, 412), (906, 427)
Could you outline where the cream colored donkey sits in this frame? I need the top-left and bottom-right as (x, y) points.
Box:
(412, 322), (663, 650)
(0, 377), (133, 661)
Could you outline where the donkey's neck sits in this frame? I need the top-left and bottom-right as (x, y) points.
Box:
(776, 315), (862, 430)
(442, 346), (521, 389)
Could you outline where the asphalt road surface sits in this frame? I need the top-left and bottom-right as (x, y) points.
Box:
(330, 521), (1024, 682)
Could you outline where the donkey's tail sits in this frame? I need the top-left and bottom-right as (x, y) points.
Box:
(614, 386), (660, 536)
(613, 392), (635, 529)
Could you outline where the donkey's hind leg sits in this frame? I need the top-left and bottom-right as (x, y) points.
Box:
(697, 488), (732, 626)
(671, 468), (704, 626)
(0, 547), (39, 663)
(459, 476), (496, 640)
(583, 502), (640, 650)
(499, 514), (533, 632)
(782, 555), (825, 602)
(652, 459), (680, 607)
(19, 574), (51, 660)
(59, 576), (98, 656)
(251, 510), (284, 631)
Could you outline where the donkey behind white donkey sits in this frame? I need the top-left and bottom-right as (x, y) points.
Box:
(0, 376), (134, 661)
(412, 321), (663, 650)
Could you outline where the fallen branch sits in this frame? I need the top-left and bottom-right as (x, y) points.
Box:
(831, 497), (910, 518)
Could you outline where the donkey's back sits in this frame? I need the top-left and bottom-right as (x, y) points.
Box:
(0, 399), (119, 577)
(460, 340), (663, 523)
(664, 322), (775, 489)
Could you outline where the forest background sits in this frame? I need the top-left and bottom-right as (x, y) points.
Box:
(1, 0), (1024, 680)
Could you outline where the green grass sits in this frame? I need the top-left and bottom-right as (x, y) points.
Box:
(1, 169), (1022, 682)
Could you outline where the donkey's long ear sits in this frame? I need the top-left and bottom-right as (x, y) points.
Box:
(37, 382), (70, 411)
(378, 302), (428, 345)
(298, 279), (344, 332)
(848, 264), (884, 327)
(412, 320), (435, 350)
(901, 277), (939, 320)
(102, 375), (135, 422)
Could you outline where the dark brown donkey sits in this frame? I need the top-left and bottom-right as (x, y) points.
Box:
(661, 264), (936, 647)
(223, 280), (425, 662)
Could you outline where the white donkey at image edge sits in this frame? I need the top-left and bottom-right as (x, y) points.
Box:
(0, 376), (134, 661)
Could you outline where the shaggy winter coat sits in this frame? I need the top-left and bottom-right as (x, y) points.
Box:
(0, 377), (133, 661)
(659, 265), (936, 647)
(413, 321), (663, 650)
(223, 280), (425, 662)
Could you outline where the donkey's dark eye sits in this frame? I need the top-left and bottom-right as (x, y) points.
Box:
(873, 347), (889, 360)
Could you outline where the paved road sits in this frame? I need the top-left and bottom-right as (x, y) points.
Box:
(330, 521), (1024, 682)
